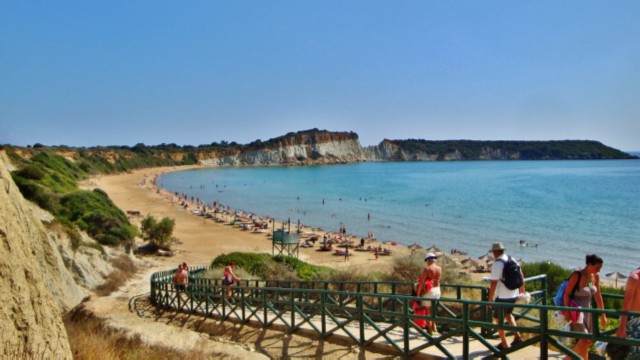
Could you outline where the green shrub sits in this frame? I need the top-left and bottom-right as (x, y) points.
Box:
(384, 254), (471, 285)
(15, 164), (46, 180)
(210, 252), (331, 280)
(140, 215), (176, 249)
(272, 255), (322, 281)
(521, 261), (573, 303)
(385, 254), (423, 282)
(211, 252), (273, 277)
(601, 285), (625, 310)
(58, 189), (136, 246)
(12, 176), (60, 213)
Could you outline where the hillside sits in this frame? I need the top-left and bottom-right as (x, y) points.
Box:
(1, 129), (636, 173)
(0, 152), (84, 358)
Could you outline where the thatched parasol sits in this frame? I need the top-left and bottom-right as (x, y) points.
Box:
(605, 271), (627, 288)
(425, 245), (444, 256)
(408, 243), (423, 250)
(478, 253), (493, 262)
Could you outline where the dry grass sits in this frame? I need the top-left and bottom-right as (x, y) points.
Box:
(64, 304), (212, 360)
(94, 255), (137, 296)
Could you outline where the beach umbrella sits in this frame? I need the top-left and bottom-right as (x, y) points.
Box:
(478, 254), (493, 262)
(426, 245), (443, 256)
(605, 271), (627, 287)
(408, 243), (423, 250)
(461, 257), (479, 268)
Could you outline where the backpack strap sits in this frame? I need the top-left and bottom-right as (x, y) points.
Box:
(496, 256), (512, 280)
(568, 270), (582, 299)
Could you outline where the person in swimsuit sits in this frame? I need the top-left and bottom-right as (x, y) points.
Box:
(563, 254), (606, 360)
(416, 252), (442, 335)
(223, 262), (241, 297)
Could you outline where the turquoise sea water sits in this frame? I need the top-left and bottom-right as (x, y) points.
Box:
(158, 160), (640, 275)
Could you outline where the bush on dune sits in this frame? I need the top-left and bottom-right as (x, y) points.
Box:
(521, 261), (572, 304)
(140, 214), (176, 250)
(210, 252), (331, 281)
(58, 189), (137, 246)
(384, 253), (471, 285)
(10, 152), (138, 248)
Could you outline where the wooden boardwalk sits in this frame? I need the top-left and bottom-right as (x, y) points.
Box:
(152, 268), (638, 359)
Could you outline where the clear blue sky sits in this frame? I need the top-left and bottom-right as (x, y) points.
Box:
(1, 1), (639, 150)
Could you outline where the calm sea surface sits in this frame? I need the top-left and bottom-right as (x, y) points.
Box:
(158, 160), (640, 274)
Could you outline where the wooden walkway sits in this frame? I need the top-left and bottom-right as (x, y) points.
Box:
(152, 268), (639, 359)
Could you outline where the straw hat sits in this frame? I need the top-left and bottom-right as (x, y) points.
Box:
(490, 242), (506, 252)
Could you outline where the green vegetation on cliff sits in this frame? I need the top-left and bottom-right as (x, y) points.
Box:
(391, 139), (635, 160)
(3, 131), (636, 248)
(9, 151), (137, 246)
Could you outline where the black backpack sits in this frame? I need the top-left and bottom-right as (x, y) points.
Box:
(498, 256), (524, 290)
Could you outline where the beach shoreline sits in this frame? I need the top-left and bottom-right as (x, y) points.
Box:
(84, 165), (415, 274)
(85, 165), (622, 289)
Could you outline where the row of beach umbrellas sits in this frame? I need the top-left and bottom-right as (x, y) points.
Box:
(404, 243), (629, 287)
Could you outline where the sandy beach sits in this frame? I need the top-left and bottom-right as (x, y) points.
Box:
(85, 165), (624, 290)
(79, 164), (624, 358)
(84, 165), (414, 273)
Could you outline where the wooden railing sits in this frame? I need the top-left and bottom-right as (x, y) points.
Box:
(150, 269), (640, 359)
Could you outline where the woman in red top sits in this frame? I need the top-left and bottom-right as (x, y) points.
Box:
(223, 262), (241, 297)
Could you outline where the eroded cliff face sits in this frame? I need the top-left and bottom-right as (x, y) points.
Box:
(0, 152), (86, 358)
(200, 130), (365, 166)
(17, 131), (629, 168)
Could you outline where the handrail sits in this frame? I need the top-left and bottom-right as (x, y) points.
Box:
(150, 268), (639, 359)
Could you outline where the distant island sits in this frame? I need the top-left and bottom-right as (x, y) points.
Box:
(1, 129), (636, 172)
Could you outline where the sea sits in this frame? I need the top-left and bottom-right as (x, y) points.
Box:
(158, 160), (640, 275)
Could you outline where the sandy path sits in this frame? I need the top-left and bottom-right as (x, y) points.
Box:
(81, 166), (418, 359)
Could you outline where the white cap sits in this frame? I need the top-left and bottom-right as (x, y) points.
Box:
(425, 253), (438, 260)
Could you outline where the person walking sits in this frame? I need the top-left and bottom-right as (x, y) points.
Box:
(488, 242), (525, 351)
(223, 262), (241, 297)
(615, 267), (640, 356)
(416, 252), (442, 335)
(563, 254), (607, 359)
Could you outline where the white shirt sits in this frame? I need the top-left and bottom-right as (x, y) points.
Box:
(491, 254), (519, 300)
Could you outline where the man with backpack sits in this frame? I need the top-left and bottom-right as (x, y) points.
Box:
(488, 242), (525, 351)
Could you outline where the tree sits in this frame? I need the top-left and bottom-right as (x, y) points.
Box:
(140, 215), (175, 249)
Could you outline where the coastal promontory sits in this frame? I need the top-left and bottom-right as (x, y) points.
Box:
(2, 129), (635, 169)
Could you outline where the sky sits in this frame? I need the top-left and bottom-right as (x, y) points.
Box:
(1, 1), (639, 151)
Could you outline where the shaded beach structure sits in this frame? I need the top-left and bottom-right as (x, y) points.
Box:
(477, 253), (493, 262)
(605, 271), (627, 288)
(425, 245), (444, 257)
(461, 257), (483, 272)
(272, 220), (299, 258)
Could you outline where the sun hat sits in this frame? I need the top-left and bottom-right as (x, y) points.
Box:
(490, 242), (506, 252)
(425, 253), (438, 261)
